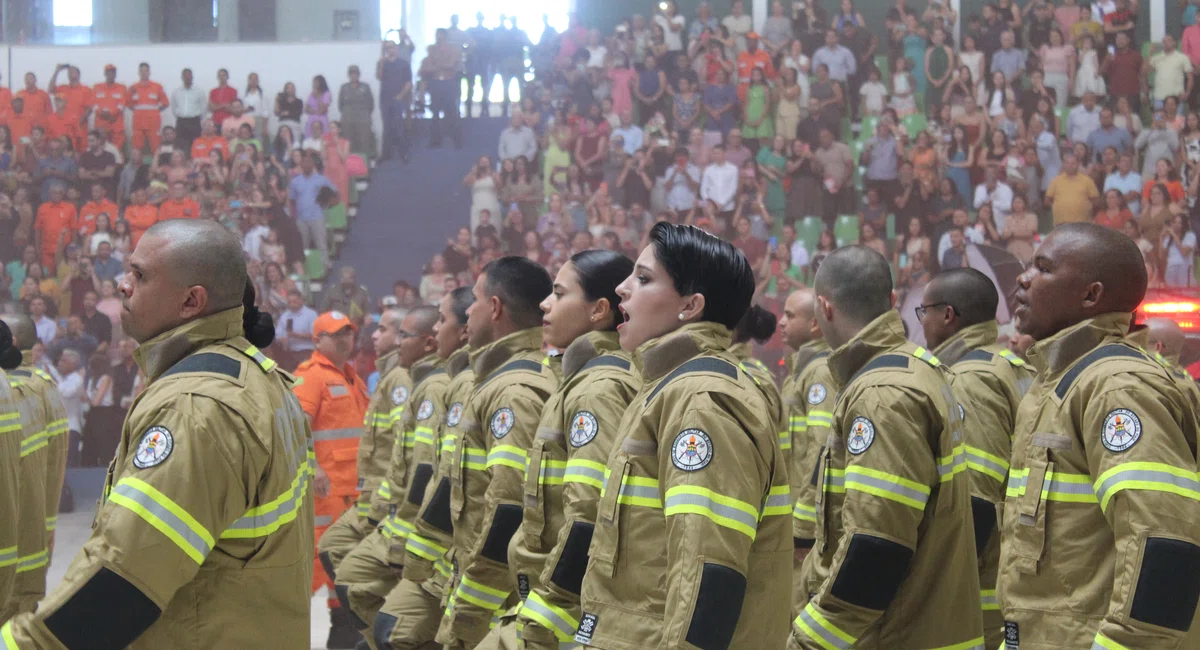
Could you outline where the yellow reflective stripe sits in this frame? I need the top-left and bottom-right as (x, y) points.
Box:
(0, 545), (17, 568)
(980, 589), (999, 611)
(519, 592), (579, 641)
(406, 534), (448, 561)
(20, 429), (47, 457)
(441, 434), (457, 455)
(616, 475), (662, 508)
(389, 406), (406, 425)
(413, 426), (436, 446)
(844, 466), (931, 510)
(1, 621), (15, 649)
(486, 444), (528, 471)
(778, 429), (792, 450)
(45, 419), (68, 438)
(221, 460), (310, 539)
(377, 480), (393, 500)
(434, 557), (453, 578)
(912, 347), (941, 366)
(243, 345), (277, 371)
(823, 467), (846, 494)
(1092, 633), (1131, 650)
(794, 603), (856, 650)
(762, 485), (792, 517)
(44, 515), (56, 532)
(790, 415), (809, 433)
(381, 516), (415, 539)
(1093, 462), (1200, 512)
(964, 445), (1010, 484)
(807, 410), (834, 427)
(456, 576), (511, 610)
(0, 412), (20, 434)
(462, 446), (487, 471)
(997, 349), (1027, 366)
(536, 459), (568, 485)
(564, 458), (606, 489)
(109, 477), (215, 564)
(926, 638), (987, 650)
(1006, 468), (1098, 503)
(664, 485), (760, 539)
(15, 550), (48, 573)
(793, 499), (817, 523)
(936, 444), (968, 483)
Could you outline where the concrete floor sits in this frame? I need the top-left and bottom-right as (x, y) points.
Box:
(47, 504), (334, 649)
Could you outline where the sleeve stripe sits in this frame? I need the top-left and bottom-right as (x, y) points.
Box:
(937, 444), (968, 482)
(1092, 633), (1132, 650)
(778, 430), (792, 450)
(486, 445), (528, 471)
(381, 516), (415, 540)
(519, 592), (579, 641)
(981, 588), (999, 611)
(221, 460), (310, 539)
(1093, 462), (1200, 512)
(844, 466), (931, 510)
(0, 546), (17, 568)
(455, 576), (511, 610)
(15, 550), (48, 573)
(20, 429), (48, 457)
(1007, 469), (1099, 503)
(462, 447), (488, 471)
(2, 621), (16, 650)
(793, 501), (817, 522)
(964, 445), (1010, 484)
(564, 459), (606, 488)
(533, 459), (568, 485)
(794, 603), (856, 650)
(406, 534), (449, 561)
(807, 410), (835, 427)
(109, 477), (215, 564)
(762, 485), (792, 516)
(664, 486), (760, 540)
(790, 416), (809, 434)
(312, 427), (362, 441)
(610, 474), (662, 508)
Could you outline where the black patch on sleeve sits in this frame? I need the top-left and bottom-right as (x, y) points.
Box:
(480, 503), (523, 563)
(1055, 344), (1143, 398)
(550, 521), (594, 595)
(1130, 537), (1200, 631)
(44, 566), (163, 649)
(160, 353), (242, 379)
(517, 574), (530, 600)
(794, 537), (815, 549)
(684, 562), (747, 650)
(808, 447), (825, 486)
(407, 464), (434, 506)
(971, 496), (997, 557)
(420, 477), (454, 535)
(829, 533), (915, 611)
(373, 612), (399, 650)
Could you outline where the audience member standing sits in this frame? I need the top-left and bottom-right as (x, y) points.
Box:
(91, 64), (127, 151)
(288, 151), (335, 269)
(338, 65), (375, 157)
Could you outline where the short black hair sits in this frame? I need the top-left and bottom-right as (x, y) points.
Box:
(926, 268), (999, 327)
(482, 256), (553, 330)
(734, 304), (777, 344)
(408, 305), (439, 336)
(449, 286), (473, 326)
(814, 245), (893, 326)
(570, 249), (633, 330)
(1057, 222), (1148, 312)
(648, 222), (754, 329)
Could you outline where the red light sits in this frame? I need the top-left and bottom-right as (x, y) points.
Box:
(1142, 301), (1200, 315)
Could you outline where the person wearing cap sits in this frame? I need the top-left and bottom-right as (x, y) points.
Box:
(294, 309), (371, 648)
(92, 64), (128, 150)
(338, 64), (376, 157)
(736, 31), (777, 103)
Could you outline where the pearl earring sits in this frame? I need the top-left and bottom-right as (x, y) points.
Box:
(678, 313), (685, 321)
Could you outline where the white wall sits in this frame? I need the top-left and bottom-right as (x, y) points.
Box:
(6, 41), (388, 138)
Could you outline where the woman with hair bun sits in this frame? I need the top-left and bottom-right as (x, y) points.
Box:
(577, 223), (791, 650)
(732, 304), (785, 455)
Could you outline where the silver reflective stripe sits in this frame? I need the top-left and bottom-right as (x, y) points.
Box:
(796, 608), (852, 650)
(826, 473), (845, 489)
(663, 492), (759, 530)
(110, 483), (213, 558)
(463, 449), (488, 467)
(980, 592), (998, 609)
(0, 548), (16, 565)
(764, 491), (791, 512)
(965, 449), (1008, 478)
(329, 385), (349, 396)
(1044, 475), (1097, 498)
(1095, 468), (1200, 504)
(313, 427), (362, 441)
(458, 581), (506, 608)
(619, 484), (660, 500)
(222, 470), (309, 535)
(937, 449), (967, 477)
(315, 515), (334, 526)
(1007, 473), (1027, 492)
(521, 597), (577, 638)
(845, 471), (929, 507)
(564, 464), (605, 485)
(541, 464), (567, 481)
(488, 449), (527, 466)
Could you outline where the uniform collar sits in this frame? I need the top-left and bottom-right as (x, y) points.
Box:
(932, 321), (1000, 366)
(827, 310), (908, 388)
(728, 341), (752, 361)
(376, 349), (401, 377)
(410, 353), (441, 385)
(20, 350), (35, 367)
(789, 338), (830, 377)
(471, 328), (544, 380)
(134, 307), (245, 382)
(562, 330), (622, 378)
(446, 346), (471, 378)
(1027, 312), (1133, 378)
(634, 322), (732, 384)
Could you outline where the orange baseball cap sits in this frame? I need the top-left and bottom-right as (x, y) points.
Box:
(312, 311), (357, 338)
(746, 31), (759, 39)
(104, 64), (116, 71)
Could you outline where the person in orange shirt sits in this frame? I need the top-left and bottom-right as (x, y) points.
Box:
(34, 183), (78, 268)
(78, 182), (118, 238)
(736, 32), (778, 103)
(190, 119), (229, 161)
(44, 95), (83, 152)
(16, 73), (52, 128)
(158, 181), (200, 220)
(124, 187), (160, 247)
(49, 64), (93, 132)
(292, 311), (369, 642)
(8, 98), (31, 163)
(129, 62), (169, 157)
(91, 64), (127, 150)
(0, 74), (13, 126)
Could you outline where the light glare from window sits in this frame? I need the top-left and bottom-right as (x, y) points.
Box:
(54, 0), (93, 27)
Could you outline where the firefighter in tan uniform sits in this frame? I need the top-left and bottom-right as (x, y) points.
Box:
(1143, 318), (1200, 412)
(335, 305), (440, 644)
(731, 305), (785, 446)
(999, 223), (1200, 649)
(777, 289), (835, 613)
(436, 257), (557, 650)
(792, 246), (984, 650)
(0, 322), (25, 615)
(0, 220), (314, 648)
(578, 224), (791, 650)
(373, 287), (476, 650)
(484, 250), (638, 650)
(920, 269), (1036, 650)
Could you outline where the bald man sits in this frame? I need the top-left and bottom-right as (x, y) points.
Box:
(777, 289), (836, 613)
(791, 247), (983, 649)
(1141, 317), (1200, 435)
(0, 220), (316, 649)
(1000, 223), (1200, 649)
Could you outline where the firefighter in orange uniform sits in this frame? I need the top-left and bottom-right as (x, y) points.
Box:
(158, 181), (201, 220)
(129, 62), (168, 156)
(293, 310), (371, 647)
(16, 73), (51, 128)
(48, 64), (92, 151)
(92, 64), (128, 150)
(44, 95), (82, 151)
(0, 75), (13, 126)
(124, 187), (160, 247)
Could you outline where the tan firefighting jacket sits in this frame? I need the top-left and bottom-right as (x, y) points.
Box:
(1, 369), (53, 621)
(437, 328), (556, 647)
(25, 358), (68, 545)
(998, 312), (1200, 650)
(512, 331), (640, 649)
(354, 350), (407, 526)
(785, 339), (834, 549)
(0, 307), (315, 649)
(730, 341), (785, 447)
(934, 320), (1035, 650)
(0, 374), (23, 611)
(792, 310), (984, 650)
(578, 322), (792, 650)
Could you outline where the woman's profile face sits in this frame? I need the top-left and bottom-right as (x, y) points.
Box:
(614, 244), (691, 351)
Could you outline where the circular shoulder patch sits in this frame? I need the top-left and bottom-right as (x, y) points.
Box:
(446, 402), (464, 427)
(490, 407), (516, 439)
(846, 417), (875, 455)
(391, 386), (409, 406)
(807, 383), (828, 405)
(417, 399), (435, 421)
(133, 426), (174, 469)
(1102, 408), (1142, 452)
(569, 411), (599, 448)
(671, 429), (714, 471)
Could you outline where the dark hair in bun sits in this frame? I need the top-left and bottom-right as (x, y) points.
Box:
(242, 281), (276, 348)
(734, 304), (778, 345)
(0, 321), (23, 370)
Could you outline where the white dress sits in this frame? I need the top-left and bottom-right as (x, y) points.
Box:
(891, 73), (916, 116)
(1073, 49), (1106, 97)
(470, 174), (503, 235)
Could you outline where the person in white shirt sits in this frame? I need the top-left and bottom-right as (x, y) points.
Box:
(242, 211), (271, 263)
(973, 168), (1014, 232)
(171, 67), (207, 155)
(1066, 92), (1102, 144)
(664, 148), (701, 215)
(937, 209), (986, 262)
(586, 29), (609, 68)
(611, 112), (644, 154)
(1104, 152), (1143, 214)
(722, 0), (753, 53)
(29, 296), (57, 346)
(242, 72), (269, 142)
(497, 113), (538, 161)
(51, 349), (86, 466)
(274, 290), (318, 369)
(701, 144), (739, 226)
(655, 1), (687, 52)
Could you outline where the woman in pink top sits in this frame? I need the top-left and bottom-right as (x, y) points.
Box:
(1039, 29), (1075, 109)
(1055, 0), (1082, 36)
(608, 55), (637, 118)
(321, 120), (351, 205)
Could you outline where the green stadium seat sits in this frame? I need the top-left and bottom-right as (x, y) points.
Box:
(886, 213), (896, 240)
(796, 216), (824, 254)
(874, 55), (889, 77)
(349, 184), (359, 206)
(903, 113), (927, 137)
(1056, 107), (1070, 136)
(834, 214), (860, 248)
(305, 249), (326, 280)
(325, 203), (348, 231)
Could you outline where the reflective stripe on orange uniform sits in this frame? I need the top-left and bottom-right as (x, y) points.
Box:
(129, 80), (167, 152)
(91, 83), (128, 147)
(190, 136), (229, 162)
(53, 84), (92, 122)
(15, 90), (51, 127)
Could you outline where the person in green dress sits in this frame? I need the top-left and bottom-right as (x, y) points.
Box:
(741, 67), (774, 149)
(755, 134), (788, 220)
(925, 27), (955, 118)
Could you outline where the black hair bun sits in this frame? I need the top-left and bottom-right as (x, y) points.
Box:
(0, 321), (21, 371)
(242, 282), (276, 349)
(747, 305), (777, 344)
